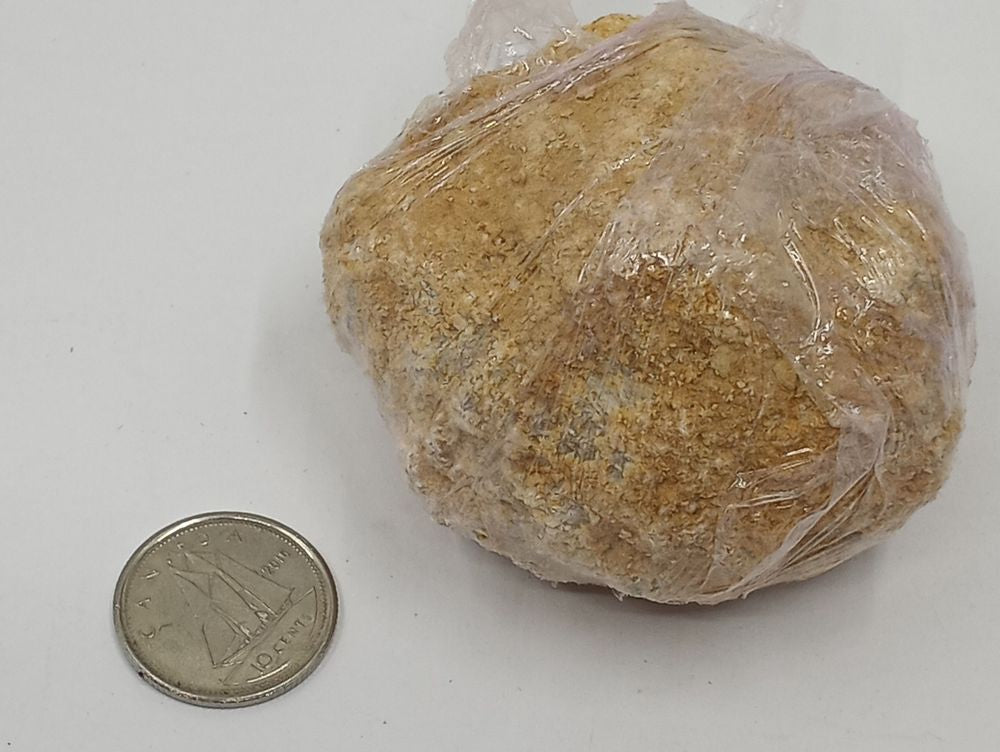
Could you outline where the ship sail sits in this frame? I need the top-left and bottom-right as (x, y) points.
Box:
(171, 550), (295, 667)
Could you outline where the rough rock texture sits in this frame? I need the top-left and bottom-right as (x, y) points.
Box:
(321, 5), (974, 604)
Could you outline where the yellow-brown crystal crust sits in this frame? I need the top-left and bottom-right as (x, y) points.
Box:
(322, 6), (974, 604)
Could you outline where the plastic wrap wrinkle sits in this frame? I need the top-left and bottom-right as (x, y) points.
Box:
(446, 0), (578, 84)
(322, 2), (975, 604)
(742, 0), (805, 39)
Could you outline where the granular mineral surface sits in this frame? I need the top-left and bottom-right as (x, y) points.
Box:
(322, 5), (974, 604)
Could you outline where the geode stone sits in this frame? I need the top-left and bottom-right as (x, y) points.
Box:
(321, 4), (974, 604)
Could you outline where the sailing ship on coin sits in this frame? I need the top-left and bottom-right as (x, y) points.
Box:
(171, 550), (318, 677)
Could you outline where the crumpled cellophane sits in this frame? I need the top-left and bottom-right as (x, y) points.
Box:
(321, 1), (975, 604)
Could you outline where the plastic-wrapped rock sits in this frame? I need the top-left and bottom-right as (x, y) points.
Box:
(321, 3), (975, 604)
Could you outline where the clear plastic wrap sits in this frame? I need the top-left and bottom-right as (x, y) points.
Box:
(445, 0), (577, 83)
(742, 0), (804, 38)
(322, 1), (975, 604)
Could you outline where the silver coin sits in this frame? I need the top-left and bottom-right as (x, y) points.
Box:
(113, 512), (338, 708)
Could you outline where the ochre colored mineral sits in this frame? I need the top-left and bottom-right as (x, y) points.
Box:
(321, 5), (974, 604)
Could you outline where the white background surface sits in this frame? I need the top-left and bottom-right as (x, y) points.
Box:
(1, 1), (998, 749)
